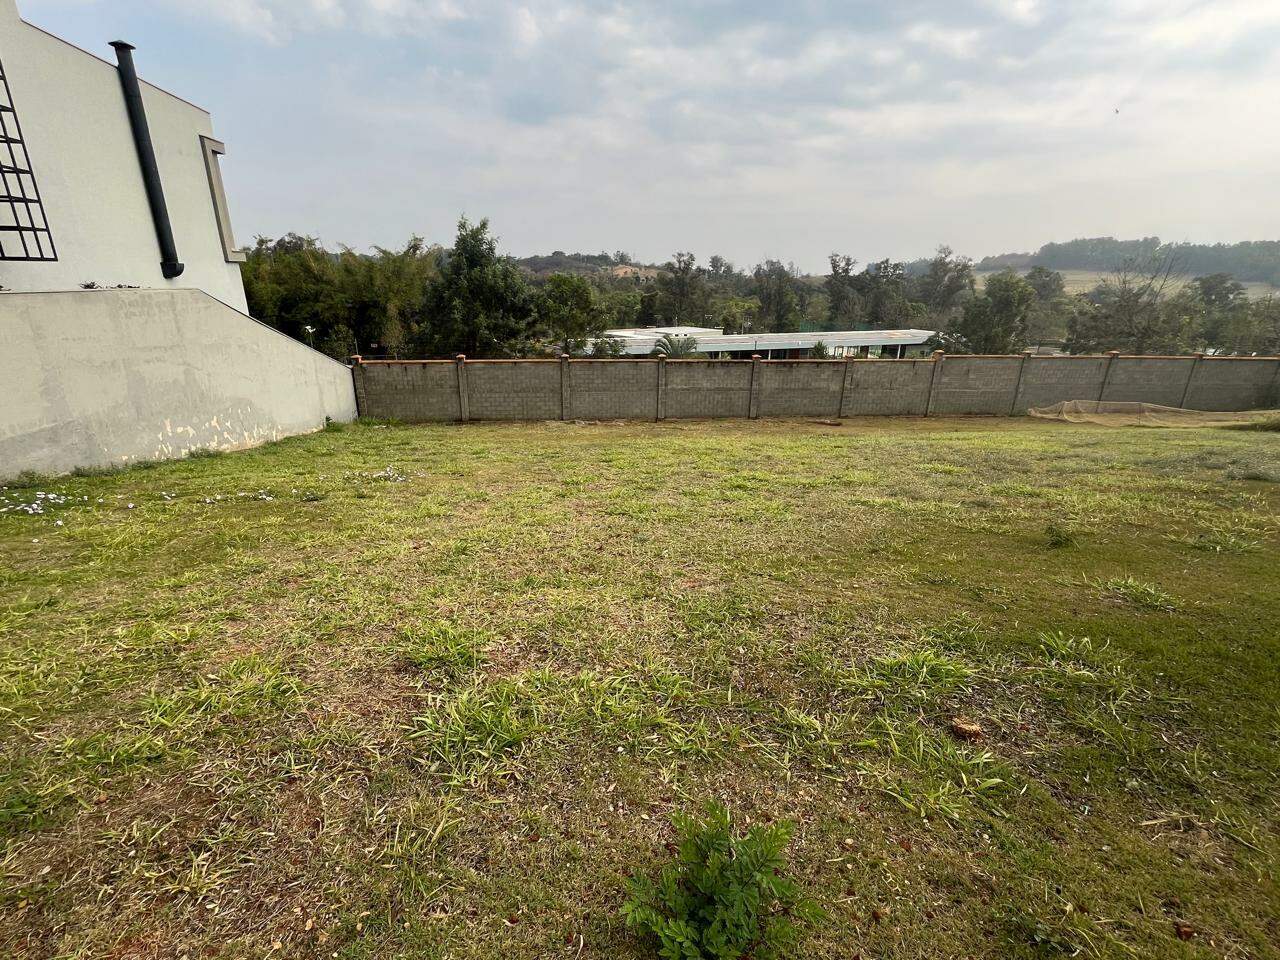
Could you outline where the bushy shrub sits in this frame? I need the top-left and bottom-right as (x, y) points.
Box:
(622, 803), (821, 960)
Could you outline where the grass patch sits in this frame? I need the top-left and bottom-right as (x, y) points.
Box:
(1092, 575), (1183, 612)
(2, 418), (1278, 959)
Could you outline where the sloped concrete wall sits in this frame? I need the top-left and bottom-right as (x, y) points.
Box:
(1, 288), (356, 478)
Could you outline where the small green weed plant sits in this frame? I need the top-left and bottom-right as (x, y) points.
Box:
(623, 803), (821, 960)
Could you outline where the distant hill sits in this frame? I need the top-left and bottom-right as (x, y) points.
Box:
(976, 237), (1280, 285)
(514, 251), (616, 276)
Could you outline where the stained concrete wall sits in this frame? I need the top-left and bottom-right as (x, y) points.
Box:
(1013, 356), (1109, 412)
(1101, 357), (1197, 407)
(354, 354), (1280, 424)
(566, 361), (657, 421)
(930, 356), (1025, 415)
(665, 361), (752, 419)
(1, 288), (356, 478)
(841, 360), (935, 416)
(467, 361), (561, 421)
(1184, 358), (1280, 411)
(757, 361), (844, 418)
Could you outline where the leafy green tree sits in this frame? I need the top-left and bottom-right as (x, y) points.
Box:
(824, 253), (862, 329)
(636, 290), (660, 328)
(1020, 266), (1070, 344)
(1185, 273), (1253, 352)
(752, 260), (801, 332)
(588, 335), (625, 357)
(598, 287), (642, 330)
(853, 260), (914, 329)
(536, 273), (604, 354)
(706, 255), (737, 281)
(650, 333), (700, 357)
(715, 296), (759, 334)
(1067, 255), (1190, 355)
(416, 217), (536, 358)
(242, 233), (440, 359)
(1024, 265), (1066, 302)
(914, 246), (974, 320)
(656, 252), (711, 325)
(1251, 297), (1280, 355)
(809, 340), (830, 359)
(943, 270), (1035, 353)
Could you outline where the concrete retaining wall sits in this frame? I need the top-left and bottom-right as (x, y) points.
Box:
(1, 288), (357, 478)
(354, 353), (1280, 424)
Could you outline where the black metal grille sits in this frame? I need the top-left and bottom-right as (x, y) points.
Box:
(0, 56), (56, 262)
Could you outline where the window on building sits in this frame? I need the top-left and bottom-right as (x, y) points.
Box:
(0, 57), (56, 262)
(200, 137), (246, 263)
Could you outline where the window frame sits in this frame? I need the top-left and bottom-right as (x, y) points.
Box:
(199, 136), (246, 264)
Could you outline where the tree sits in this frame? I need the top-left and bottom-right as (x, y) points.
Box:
(416, 217), (536, 358)
(242, 233), (441, 359)
(1025, 265), (1066, 302)
(597, 288), (641, 330)
(655, 252), (710, 325)
(914, 246), (974, 320)
(1186, 273), (1253, 353)
(635, 289), (659, 328)
(536, 274), (604, 354)
(825, 253), (861, 329)
(1252, 297), (1280, 356)
(809, 340), (830, 359)
(752, 260), (801, 332)
(1021, 266), (1070, 344)
(650, 333), (699, 357)
(1066, 254), (1190, 355)
(715, 296), (759, 334)
(707, 255), (736, 280)
(854, 260), (914, 329)
(944, 270), (1035, 353)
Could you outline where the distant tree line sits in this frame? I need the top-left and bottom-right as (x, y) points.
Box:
(975, 237), (1280, 286)
(242, 221), (1280, 360)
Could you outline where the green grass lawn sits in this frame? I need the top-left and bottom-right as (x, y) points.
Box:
(2, 418), (1278, 959)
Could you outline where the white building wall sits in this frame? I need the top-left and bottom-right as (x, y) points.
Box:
(0, 0), (247, 310)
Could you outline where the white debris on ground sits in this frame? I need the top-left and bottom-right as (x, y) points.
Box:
(2, 466), (416, 537)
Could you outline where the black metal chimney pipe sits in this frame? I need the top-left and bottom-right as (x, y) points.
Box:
(110, 41), (184, 279)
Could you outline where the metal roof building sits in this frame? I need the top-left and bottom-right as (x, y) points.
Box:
(600, 326), (937, 359)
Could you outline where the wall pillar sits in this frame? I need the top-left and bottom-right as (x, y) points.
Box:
(1010, 349), (1034, 416)
(1178, 353), (1204, 409)
(349, 356), (365, 417)
(559, 354), (570, 421)
(838, 356), (854, 418)
(749, 355), (762, 419)
(925, 350), (945, 417)
(455, 354), (470, 422)
(656, 355), (667, 421)
(1097, 351), (1121, 402)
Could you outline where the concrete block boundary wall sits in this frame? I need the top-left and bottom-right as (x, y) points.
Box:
(353, 351), (1280, 423)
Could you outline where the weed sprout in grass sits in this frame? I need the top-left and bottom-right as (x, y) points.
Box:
(1092, 575), (1182, 613)
(623, 802), (823, 960)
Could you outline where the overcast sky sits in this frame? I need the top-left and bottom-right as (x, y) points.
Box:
(22, 0), (1280, 271)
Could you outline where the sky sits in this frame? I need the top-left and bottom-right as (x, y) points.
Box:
(19, 0), (1280, 272)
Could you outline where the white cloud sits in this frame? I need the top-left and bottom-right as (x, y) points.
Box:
(904, 22), (983, 59)
(40, 0), (1278, 265)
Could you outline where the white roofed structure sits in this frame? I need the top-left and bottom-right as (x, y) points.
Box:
(598, 326), (937, 359)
